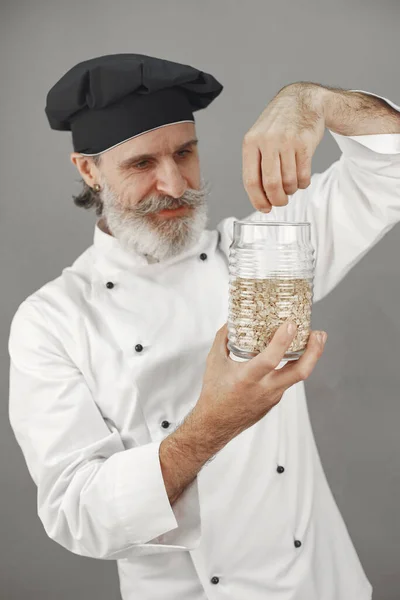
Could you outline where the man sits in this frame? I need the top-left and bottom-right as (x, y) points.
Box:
(8, 54), (400, 600)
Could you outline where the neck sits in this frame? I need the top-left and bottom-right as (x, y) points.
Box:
(98, 218), (112, 236)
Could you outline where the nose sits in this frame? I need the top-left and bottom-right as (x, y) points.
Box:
(155, 159), (187, 199)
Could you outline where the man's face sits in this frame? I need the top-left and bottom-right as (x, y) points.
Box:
(93, 122), (209, 261)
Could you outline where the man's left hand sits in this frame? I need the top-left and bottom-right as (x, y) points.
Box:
(242, 83), (328, 213)
(243, 82), (400, 213)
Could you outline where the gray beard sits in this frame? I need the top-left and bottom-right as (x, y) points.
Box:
(100, 179), (210, 262)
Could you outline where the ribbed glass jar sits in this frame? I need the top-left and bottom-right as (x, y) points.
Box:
(228, 221), (315, 361)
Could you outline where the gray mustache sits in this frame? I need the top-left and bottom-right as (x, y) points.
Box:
(133, 185), (209, 216)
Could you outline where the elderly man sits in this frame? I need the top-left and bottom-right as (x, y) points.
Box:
(8, 54), (400, 600)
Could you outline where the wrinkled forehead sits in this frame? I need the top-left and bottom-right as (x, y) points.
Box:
(98, 122), (197, 167)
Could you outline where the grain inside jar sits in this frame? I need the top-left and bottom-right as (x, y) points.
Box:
(229, 276), (313, 354)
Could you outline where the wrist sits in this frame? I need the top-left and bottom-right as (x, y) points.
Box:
(181, 404), (229, 458)
(320, 87), (344, 131)
(160, 406), (217, 475)
(171, 407), (214, 465)
(278, 81), (328, 124)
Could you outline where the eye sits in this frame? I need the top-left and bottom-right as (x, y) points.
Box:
(135, 160), (151, 169)
(176, 149), (191, 158)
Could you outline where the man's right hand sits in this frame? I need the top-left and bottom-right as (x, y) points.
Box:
(160, 321), (327, 505)
(195, 321), (327, 443)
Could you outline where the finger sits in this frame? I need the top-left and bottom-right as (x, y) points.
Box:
(295, 147), (312, 189)
(244, 321), (297, 380)
(213, 322), (229, 358)
(261, 150), (288, 207)
(269, 330), (327, 389)
(242, 140), (272, 213)
(280, 148), (298, 196)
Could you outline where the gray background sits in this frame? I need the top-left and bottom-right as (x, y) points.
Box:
(1, 0), (399, 598)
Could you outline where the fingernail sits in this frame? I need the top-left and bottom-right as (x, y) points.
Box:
(287, 322), (296, 335)
(317, 332), (327, 346)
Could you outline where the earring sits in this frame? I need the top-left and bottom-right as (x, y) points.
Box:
(93, 183), (102, 192)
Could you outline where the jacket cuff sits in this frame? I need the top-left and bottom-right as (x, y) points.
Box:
(114, 440), (201, 549)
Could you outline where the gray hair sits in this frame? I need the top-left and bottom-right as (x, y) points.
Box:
(72, 155), (104, 216)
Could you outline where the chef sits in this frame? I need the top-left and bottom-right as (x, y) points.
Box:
(8, 54), (400, 600)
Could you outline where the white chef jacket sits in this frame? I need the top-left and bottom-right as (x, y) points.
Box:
(8, 95), (400, 600)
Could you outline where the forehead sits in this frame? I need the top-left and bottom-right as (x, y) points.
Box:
(102, 122), (197, 164)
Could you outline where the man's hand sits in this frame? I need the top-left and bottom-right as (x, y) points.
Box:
(160, 321), (327, 504)
(242, 82), (400, 213)
(196, 322), (326, 440)
(242, 83), (326, 213)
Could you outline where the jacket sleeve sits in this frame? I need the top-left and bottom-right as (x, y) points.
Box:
(218, 94), (400, 304)
(8, 299), (201, 560)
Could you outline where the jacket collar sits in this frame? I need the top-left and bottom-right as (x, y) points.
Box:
(92, 219), (216, 277)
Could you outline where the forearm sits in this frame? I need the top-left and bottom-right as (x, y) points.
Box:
(281, 82), (400, 136)
(322, 87), (400, 135)
(160, 406), (231, 505)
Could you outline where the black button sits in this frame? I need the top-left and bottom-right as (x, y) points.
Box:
(106, 281), (114, 289)
(135, 344), (143, 353)
(277, 466), (285, 474)
(294, 540), (302, 548)
(211, 576), (219, 585)
(161, 420), (170, 429)
(200, 253), (208, 261)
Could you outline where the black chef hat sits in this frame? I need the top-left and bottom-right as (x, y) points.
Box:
(45, 53), (223, 155)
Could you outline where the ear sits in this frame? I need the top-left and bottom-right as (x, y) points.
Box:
(70, 153), (99, 188)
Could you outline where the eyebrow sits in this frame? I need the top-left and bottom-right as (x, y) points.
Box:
(118, 138), (199, 171)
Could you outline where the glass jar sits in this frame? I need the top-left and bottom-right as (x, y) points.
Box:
(227, 221), (315, 361)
